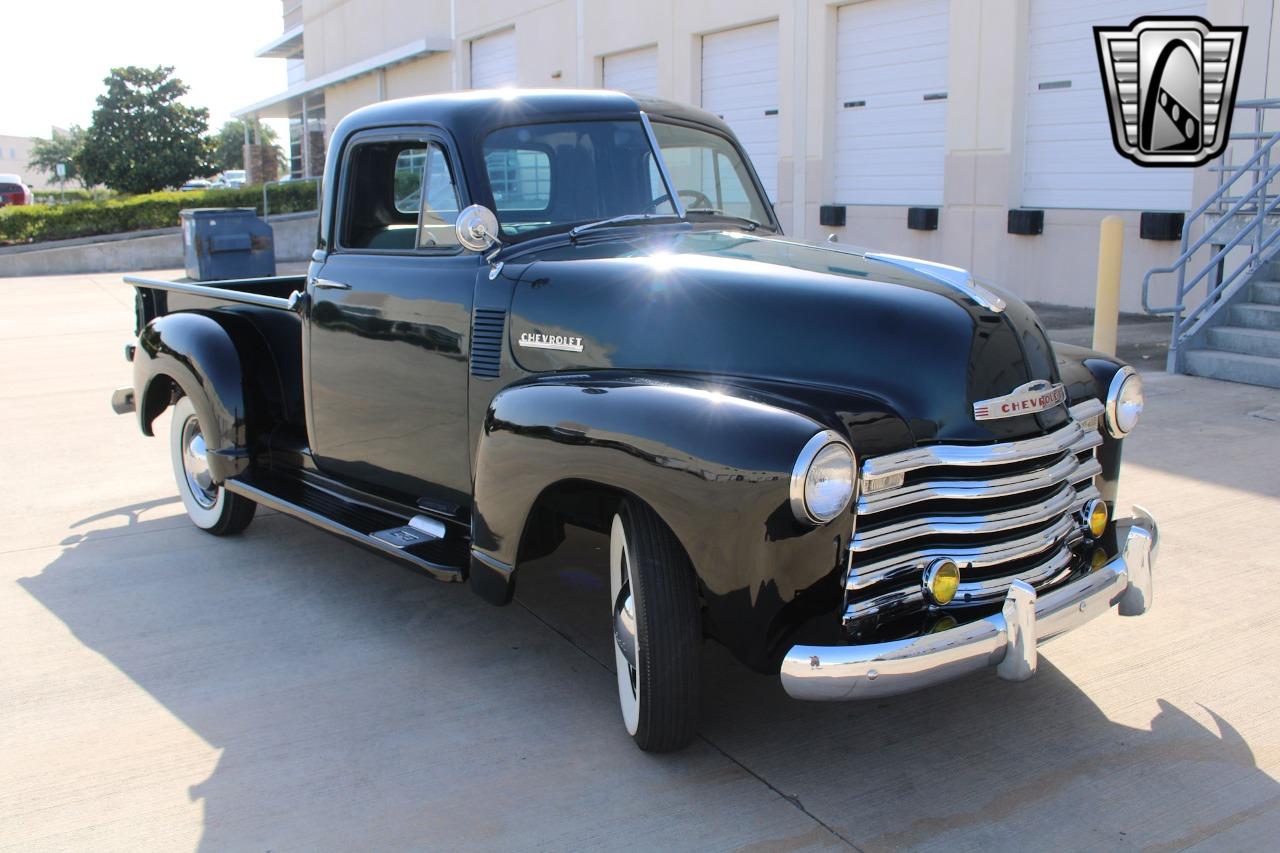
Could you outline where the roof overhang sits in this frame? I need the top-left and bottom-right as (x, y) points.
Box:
(255, 24), (305, 59)
(235, 36), (452, 119)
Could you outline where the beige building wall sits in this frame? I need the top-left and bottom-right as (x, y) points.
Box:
(0, 135), (52, 190)
(253, 0), (1280, 311)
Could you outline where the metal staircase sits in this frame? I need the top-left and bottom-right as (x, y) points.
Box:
(1143, 98), (1280, 389)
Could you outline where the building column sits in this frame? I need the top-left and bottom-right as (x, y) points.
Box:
(939, 0), (1030, 270)
(789, 0), (808, 237)
(301, 94), (312, 179)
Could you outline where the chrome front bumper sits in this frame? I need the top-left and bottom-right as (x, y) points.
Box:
(780, 507), (1158, 701)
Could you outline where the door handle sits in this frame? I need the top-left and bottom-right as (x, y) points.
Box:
(312, 278), (351, 290)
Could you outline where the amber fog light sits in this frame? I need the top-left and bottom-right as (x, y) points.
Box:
(1083, 498), (1109, 538)
(1090, 548), (1109, 570)
(923, 558), (960, 606)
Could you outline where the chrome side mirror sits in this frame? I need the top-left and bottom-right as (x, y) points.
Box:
(456, 204), (500, 252)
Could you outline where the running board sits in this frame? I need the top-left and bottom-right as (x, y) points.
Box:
(224, 473), (468, 583)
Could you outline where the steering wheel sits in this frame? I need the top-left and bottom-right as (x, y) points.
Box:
(648, 189), (715, 213)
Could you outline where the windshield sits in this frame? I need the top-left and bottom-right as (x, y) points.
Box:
(480, 119), (771, 240)
(649, 122), (772, 225)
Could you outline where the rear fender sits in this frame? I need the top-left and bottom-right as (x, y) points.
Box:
(133, 312), (250, 483)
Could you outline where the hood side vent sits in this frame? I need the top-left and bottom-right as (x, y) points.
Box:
(470, 308), (506, 378)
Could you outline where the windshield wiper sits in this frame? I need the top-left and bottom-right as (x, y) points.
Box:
(684, 209), (761, 231)
(568, 213), (684, 239)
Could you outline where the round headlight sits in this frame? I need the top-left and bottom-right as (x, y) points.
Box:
(790, 431), (856, 525)
(1105, 366), (1144, 438)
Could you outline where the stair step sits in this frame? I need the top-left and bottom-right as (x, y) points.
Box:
(1207, 325), (1280, 358)
(1254, 281), (1280, 304)
(1184, 349), (1280, 389)
(1230, 302), (1280, 330)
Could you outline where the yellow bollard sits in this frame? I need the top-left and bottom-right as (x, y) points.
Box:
(1092, 215), (1124, 355)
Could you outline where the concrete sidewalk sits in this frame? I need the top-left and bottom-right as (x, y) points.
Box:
(1, 270), (1277, 851)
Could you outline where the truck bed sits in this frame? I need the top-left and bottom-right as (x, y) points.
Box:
(126, 272), (309, 433)
(125, 273), (307, 324)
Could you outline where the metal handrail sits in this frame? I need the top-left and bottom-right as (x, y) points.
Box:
(1143, 156), (1280, 313)
(1141, 99), (1280, 368)
(1179, 190), (1280, 332)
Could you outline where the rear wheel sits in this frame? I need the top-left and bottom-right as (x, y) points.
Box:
(169, 395), (255, 535)
(610, 500), (701, 752)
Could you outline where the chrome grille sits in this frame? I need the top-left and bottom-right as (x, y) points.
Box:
(844, 399), (1105, 624)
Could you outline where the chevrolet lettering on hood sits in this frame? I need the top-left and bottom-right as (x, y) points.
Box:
(518, 331), (584, 353)
(973, 380), (1068, 420)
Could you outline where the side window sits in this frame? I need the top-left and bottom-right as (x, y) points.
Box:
(392, 148), (426, 215)
(341, 139), (463, 252)
(484, 148), (551, 212)
(420, 145), (462, 248)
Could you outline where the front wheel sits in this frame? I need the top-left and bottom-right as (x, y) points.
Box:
(169, 395), (256, 535)
(610, 500), (701, 752)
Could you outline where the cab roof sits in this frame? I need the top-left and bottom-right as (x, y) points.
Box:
(329, 88), (734, 149)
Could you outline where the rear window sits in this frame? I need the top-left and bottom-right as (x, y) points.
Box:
(481, 120), (665, 239)
(0, 184), (22, 193)
(485, 149), (551, 211)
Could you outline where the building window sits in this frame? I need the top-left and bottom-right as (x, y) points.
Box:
(288, 95), (327, 179)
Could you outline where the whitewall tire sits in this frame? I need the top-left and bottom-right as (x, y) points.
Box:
(169, 395), (255, 535)
(609, 500), (701, 752)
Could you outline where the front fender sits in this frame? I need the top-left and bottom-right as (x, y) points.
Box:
(471, 374), (855, 670)
(133, 311), (250, 483)
(1054, 342), (1129, 509)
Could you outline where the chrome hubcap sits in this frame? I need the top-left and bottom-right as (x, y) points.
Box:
(180, 415), (218, 509)
(614, 589), (637, 670)
(615, 548), (638, 698)
(610, 514), (641, 734)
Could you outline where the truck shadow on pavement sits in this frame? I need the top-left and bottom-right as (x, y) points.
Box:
(20, 510), (1280, 851)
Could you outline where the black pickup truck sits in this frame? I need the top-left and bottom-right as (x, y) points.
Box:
(113, 90), (1156, 752)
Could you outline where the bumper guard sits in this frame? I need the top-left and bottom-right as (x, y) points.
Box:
(780, 507), (1158, 701)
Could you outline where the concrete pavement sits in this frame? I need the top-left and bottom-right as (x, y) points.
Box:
(1, 270), (1278, 851)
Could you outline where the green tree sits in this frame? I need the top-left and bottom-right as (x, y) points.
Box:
(209, 119), (283, 173)
(78, 66), (213, 194)
(29, 126), (88, 187)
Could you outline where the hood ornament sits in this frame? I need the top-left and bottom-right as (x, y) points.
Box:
(865, 253), (1006, 313)
(973, 380), (1067, 421)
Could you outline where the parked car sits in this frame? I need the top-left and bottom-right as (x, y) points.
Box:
(0, 173), (33, 206)
(211, 169), (247, 189)
(178, 179), (212, 192)
(112, 90), (1156, 752)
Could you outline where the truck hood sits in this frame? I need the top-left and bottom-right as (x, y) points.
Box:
(505, 229), (1067, 443)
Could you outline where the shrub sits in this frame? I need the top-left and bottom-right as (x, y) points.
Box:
(32, 188), (117, 205)
(0, 181), (319, 246)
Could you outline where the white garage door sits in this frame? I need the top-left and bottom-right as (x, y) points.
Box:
(1023, 0), (1203, 210)
(834, 0), (950, 206)
(603, 46), (658, 96)
(701, 21), (779, 201)
(470, 29), (517, 89)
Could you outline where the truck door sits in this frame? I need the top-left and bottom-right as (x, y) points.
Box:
(306, 129), (479, 513)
